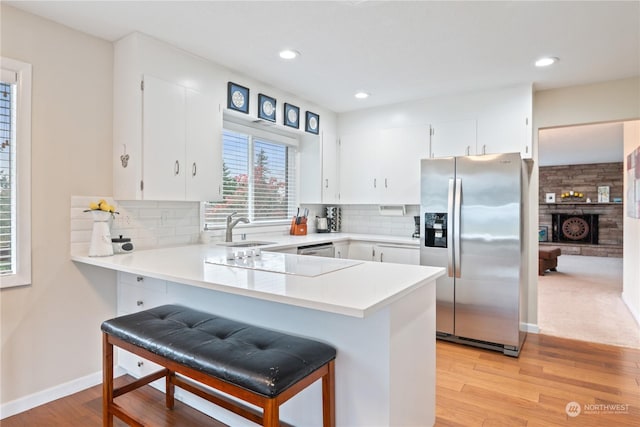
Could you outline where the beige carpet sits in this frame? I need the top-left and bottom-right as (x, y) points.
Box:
(538, 254), (640, 349)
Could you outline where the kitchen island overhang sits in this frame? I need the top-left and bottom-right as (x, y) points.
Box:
(72, 244), (445, 427)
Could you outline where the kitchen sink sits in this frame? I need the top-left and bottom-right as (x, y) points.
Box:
(215, 241), (276, 248)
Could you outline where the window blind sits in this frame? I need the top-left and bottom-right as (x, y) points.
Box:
(204, 128), (297, 227)
(0, 74), (16, 275)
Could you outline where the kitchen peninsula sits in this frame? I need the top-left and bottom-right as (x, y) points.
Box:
(72, 244), (444, 427)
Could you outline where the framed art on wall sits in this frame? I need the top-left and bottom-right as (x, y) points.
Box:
(305, 111), (319, 134)
(227, 82), (249, 114)
(258, 93), (276, 122)
(284, 103), (299, 129)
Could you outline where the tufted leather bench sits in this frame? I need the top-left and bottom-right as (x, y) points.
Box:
(539, 247), (562, 276)
(101, 304), (336, 427)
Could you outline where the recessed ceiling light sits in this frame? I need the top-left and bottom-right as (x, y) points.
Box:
(354, 92), (370, 99)
(535, 57), (558, 67)
(279, 49), (300, 60)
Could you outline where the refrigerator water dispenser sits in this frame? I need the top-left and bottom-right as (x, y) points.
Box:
(424, 213), (447, 248)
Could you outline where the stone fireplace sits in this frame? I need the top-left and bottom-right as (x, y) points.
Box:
(552, 213), (599, 244)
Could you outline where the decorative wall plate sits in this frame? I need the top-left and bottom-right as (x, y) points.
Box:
(227, 82), (249, 114)
(305, 111), (320, 135)
(284, 103), (300, 128)
(258, 94), (276, 122)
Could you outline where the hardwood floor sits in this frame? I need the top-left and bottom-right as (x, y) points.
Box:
(3, 334), (639, 426)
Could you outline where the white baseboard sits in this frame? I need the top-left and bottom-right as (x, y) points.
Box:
(622, 292), (640, 327)
(0, 367), (125, 420)
(522, 322), (540, 333)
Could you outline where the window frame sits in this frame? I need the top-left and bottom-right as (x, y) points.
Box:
(203, 120), (299, 230)
(0, 57), (32, 288)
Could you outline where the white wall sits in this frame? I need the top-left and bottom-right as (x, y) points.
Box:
(623, 120), (640, 325)
(533, 76), (640, 329)
(0, 4), (115, 411)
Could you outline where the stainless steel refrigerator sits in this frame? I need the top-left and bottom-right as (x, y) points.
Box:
(420, 152), (527, 356)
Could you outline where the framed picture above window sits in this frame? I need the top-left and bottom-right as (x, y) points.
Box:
(227, 82), (249, 114)
(283, 103), (299, 129)
(305, 111), (319, 135)
(258, 93), (276, 122)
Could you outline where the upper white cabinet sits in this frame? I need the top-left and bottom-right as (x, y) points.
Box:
(299, 130), (339, 205)
(338, 126), (429, 204)
(428, 85), (532, 159)
(429, 119), (477, 158)
(114, 33), (223, 201)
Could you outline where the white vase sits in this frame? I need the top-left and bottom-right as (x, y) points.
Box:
(88, 210), (114, 257)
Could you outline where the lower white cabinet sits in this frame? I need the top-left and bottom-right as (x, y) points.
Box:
(116, 273), (168, 378)
(333, 242), (349, 259)
(373, 244), (420, 265)
(347, 242), (375, 261)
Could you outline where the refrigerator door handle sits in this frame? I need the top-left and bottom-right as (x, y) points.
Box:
(453, 178), (462, 278)
(447, 178), (455, 277)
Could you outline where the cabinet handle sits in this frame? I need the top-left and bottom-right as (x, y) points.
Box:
(465, 146), (470, 156)
(325, 178), (329, 188)
(136, 276), (143, 282)
(385, 178), (388, 188)
(137, 361), (144, 367)
(337, 251), (341, 258)
(174, 160), (180, 176)
(482, 144), (486, 155)
(374, 178), (377, 188)
(192, 162), (197, 177)
(136, 300), (144, 306)
(381, 252), (384, 263)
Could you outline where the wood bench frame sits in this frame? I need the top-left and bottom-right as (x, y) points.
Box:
(103, 332), (336, 427)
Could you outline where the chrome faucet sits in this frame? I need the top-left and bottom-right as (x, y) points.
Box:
(225, 212), (250, 242)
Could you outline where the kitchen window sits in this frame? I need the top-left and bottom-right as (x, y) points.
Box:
(1, 58), (32, 288)
(203, 123), (298, 228)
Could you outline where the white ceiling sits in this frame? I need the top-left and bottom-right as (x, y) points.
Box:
(6, 1), (637, 165)
(6, 0), (640, 114)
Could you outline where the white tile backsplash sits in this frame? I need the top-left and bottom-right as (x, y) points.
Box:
(338, 205), (419, 237)
(71, 197), (419, 255)
(70, 196), (202, 254)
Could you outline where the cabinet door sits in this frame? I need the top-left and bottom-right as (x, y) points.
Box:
(322, 131), (340, 204)
(142, 75), (186, 200)
(379, 126), (430, 204)
(476, 85), (532, 158)
(333, 242), (349, 259)
(347, 242), (374, 261)
(375, 244), (420, 265)
(338, 131), (381, 204)
(430, 120), (476, 158)
(185, 88), (223, 201)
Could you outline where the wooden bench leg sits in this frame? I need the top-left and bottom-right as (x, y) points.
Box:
(166, 370), (175, 409)
(102, 333), (114, 427)
(322, 360), (336, 427)
(263, 398), (279, 427)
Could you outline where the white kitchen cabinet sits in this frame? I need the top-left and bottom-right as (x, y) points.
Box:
(298, 130), (339, 204)
(373, 244), (420, 265)
(113, 33), (223, 201)
(116, 273), (168, 380)
(347, 242), (375, 261)
(429, 85), (532, 159)
(429, 119), (477, 158)
(322, 131), (340, 204)
(476, 85), (532, 159)
(333, 241), (349, 259)
(339, 126), (429, 204)
(141, 75), (222, 201)
(378, 126), (430, 204)
(338, 131), (381, 204)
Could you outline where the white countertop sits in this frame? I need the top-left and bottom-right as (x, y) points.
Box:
(72, 233), (442, 318)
